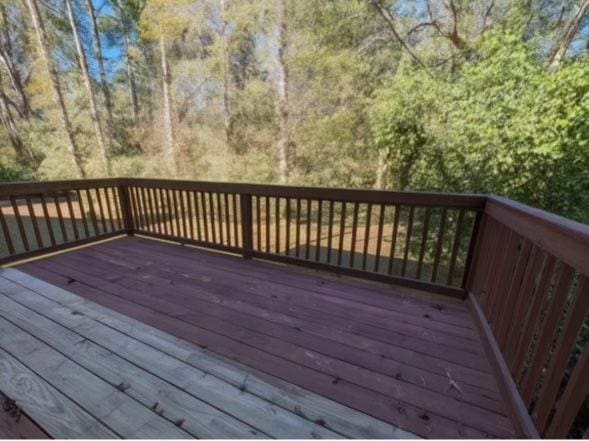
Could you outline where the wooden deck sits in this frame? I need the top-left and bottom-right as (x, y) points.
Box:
(1, 236), (516, 438)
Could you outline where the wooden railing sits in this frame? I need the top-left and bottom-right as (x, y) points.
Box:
(126, 179), (485, 297)
(0, 178), (587, 437)
(0, 179), (130, 264)
(468, 196), (589, 438)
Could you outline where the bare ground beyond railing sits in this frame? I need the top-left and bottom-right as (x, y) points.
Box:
(0, 178), (587, 438)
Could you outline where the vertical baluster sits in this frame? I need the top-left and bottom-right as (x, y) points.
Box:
(416, 208), (431, 279)
(9, 196), (29, 251)
(349, 202), (359, 268)
(373, 204), (385, 272)
(0, 203), (15, 254)
(186, 191), (194, 240)
(326, 200), (334, 264)
(40, 195), (56, 246)
(172, 190), (182, 237)
(85, 189), (99, 236)
(240, 194), (253, 258)
(53, 193), (68, 242)
(166, 189), (176, 236)
(447, 209), (465, 285)
(25, 196), (43, 249)
(76, 190), (90, 238)
(401, 206), (415, 277)
(285, 198), (292, 256)
(362, 203), (372, 270)
(130, 187), (142, 231)
(224, 193), (231, 246)
(461, 210), (483, 289)
(275, 197), (280, 254)
(305, 199), (311, 260)
(64, 191), (80, 240)
(103, 188), (115, 232)
(295, 198), (301, 258)
(265, 196), (270, 253)
(387, 205), (400, 275)
(209, 192), (217, 243)
(112, 187), (124, 231)
(193, 191), (202, 240)
(255, 196), (261, 251)
(200, 192), (209, 242)
(157, 188), (167, 235)
(217, 192), (224, 245)
(337, 202), (346, 266)
(315, 200), (322, 261)
(147, 188), (158, 234)
(232, 194), (239, 247)
(95, 188), (108, 233)
(431, 209), (447, 283)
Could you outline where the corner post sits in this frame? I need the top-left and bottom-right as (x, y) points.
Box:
(240, 193), (253, 258)
(118, 180), (135, 235)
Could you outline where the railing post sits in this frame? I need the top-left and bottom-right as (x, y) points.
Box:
(240, 193), (253, 259)
(118, 182), (135, 235)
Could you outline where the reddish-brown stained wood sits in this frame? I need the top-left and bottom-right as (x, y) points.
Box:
(349, 202), (359, 268)
(521, 265), (575, 404)
(9, 196), (29, 252)
(19, 237), (515, 439)
(85, 189), (99, 236)
(193, 191), (202, 240)
(76, 189), (90, 238)
(401, 206), (414, 277)
(544, 346), (589, 437)
(200, 191), (209, 242)
(186, 191), (194, 240)
(388, 205), (400, 275)
(95, 188), (108, 234)
(65, 191), (80, 240)
(461, 210), (483, 289)
(0, 204), (15, 255)
(431, 209), (447, 283)
(103, 187), (115, 232)
(373, 204), (385, 272)
(255, 196), (261, 250)
(216, 192), (224, 245)
(276, 197), (281, 254)
(232, 194), (239, 247)
(295, 199), (301, 258)
(53, 194), (68, 242)
(305, 199), (311, 260)
(446, 209), (464, 285)
(285, 198), (292, 256)
(167, 189), (176, 236)
(416, 208), (431, 279)
(146, 188), (158, 234)
(40, 194), (57, 247)
(224, 193), (231, 246)
(362, 203), (372, 271)
(337, 202), (346, 266)
(533, 277), (588, 431)
(209, 192), (217, 243)
(265, 196), (270, 253)
(315, 200), (322, 261)
(327, 200), (334, 264)
(172, 189), (182, 237)
(25, 196), (43, 249)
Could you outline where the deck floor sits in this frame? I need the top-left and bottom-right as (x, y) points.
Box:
(4, 236), (516, 438)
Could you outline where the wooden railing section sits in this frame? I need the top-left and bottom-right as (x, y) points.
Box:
(468, 196), (589, 438)
(0, 179), (587, 437)
(0, 179), (129, 264)
(126, 179), (485, 297)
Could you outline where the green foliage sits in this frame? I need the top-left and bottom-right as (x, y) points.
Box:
(370, 31), (589, 222)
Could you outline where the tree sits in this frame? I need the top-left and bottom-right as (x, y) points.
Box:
(550, 0), (589, 69)
(64, 0), (111, 175)
(24, 0), (86, 177)
(276, 0), (290, 183)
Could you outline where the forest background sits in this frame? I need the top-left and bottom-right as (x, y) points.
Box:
(1, 0), (588, 222)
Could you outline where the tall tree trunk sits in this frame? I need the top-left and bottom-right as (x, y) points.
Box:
(375, 149), (389, 189)
(123, 33), (139, 121)
(550, 0), (589, 69)
(84, 0), (115, 149)
(220, 0), (232, 148)
(65, 0), (110, 176)
(114, 0), (139, 121)
(0, 5), (31, 119)
(276, 0), (290, 183)
(159, 34), (177, 175)
(24, 0), (85, 177)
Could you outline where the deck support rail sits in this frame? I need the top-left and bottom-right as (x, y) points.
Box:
(1, 178), (587, 438)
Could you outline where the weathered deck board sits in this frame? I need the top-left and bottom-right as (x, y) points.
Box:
(14, 236), (516, 438)
(0, 269), (415, 439)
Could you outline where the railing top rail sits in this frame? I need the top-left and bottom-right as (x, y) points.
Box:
(485, 195), (589, 275)
(0, 178), (124, 198)
(125, 178), (487, 208)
